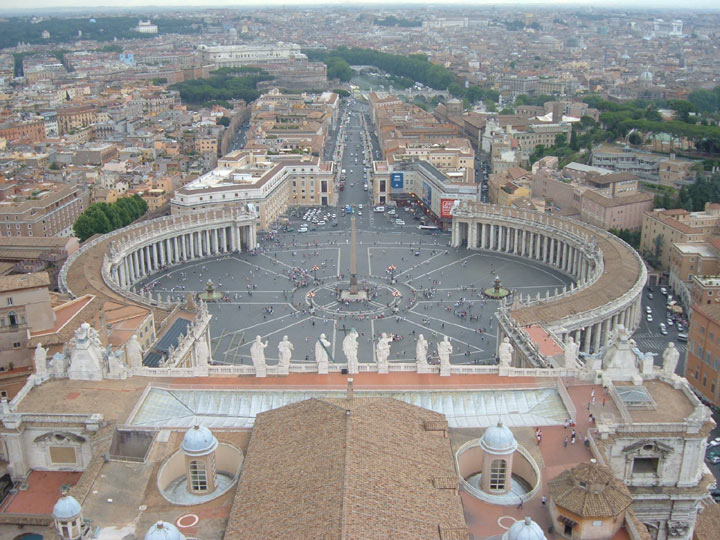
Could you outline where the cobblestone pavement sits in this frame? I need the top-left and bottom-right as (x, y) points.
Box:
(137, 225), (573, 365)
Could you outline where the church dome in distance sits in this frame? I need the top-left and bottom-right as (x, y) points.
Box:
(52, 495), (82, 520)
(505, 517), (547, 540)
(144, 521), (186, 540)
(181, 425), (218, 456)
(480, 422), (518, 454)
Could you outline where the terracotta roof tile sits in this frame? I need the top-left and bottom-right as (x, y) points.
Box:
(547, 462), (633, 518)
(225, 397), (467, 540)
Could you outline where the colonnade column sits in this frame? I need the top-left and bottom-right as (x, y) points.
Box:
(583, 325), (592, 353)
(514, 229), (520, 255)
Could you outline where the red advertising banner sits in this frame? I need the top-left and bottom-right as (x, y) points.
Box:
(440, 198), (456, 218)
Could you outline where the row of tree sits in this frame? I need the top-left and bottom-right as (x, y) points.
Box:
(170, 70), (273, 105)
(0, 16), (200, 50)
(73, 195), (148, 242)
(307, 46), (499, 105)
(583, 96), (720, 151)
(654, 172), (720, 212)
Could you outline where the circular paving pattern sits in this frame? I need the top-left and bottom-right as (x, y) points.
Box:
(296, 277), (416, 320)
(137, 224), (573, 366)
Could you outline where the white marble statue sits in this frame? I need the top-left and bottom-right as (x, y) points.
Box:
(34, 343), (48, 377)
(125, 334), (143, 369)
(376, 333), (392, 374)
(438, 335), (453, 376)
(49, 352), (67, 378)
(415, 334), (428, 367)
(107, 349), (128, 380)
(250, 335), (268, 377)
(343, 329), (359, 374)
(277, 335), (294, 375)
(194, 336), (210, 372)
(662, 342), (680, 376)
(68, 322), (105, 381)
(564, 336), (579, 368)
(641, 351), (656, 376)
(315, 333), (331, 374)
(498, 337), (514, 367)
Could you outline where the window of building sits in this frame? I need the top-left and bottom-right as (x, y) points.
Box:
(632, 457), (659, 475)
(489, 459), (507, 491)
(0, 391), (7, 399)
(13, 342), (20, 349)
(703, 375), (707, 387)
(189, 460), (208, 491)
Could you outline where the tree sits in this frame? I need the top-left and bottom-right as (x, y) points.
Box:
(216, 116), (231, 127)
(628, 132), (642, 146)
(653, 234), (664, 261)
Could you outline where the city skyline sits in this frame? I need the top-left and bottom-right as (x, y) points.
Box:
(3, 0), (720, 13)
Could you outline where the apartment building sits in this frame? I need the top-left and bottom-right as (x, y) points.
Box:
(0, 272), (55, 375)
(171, 150), (333, 229)
(640, 204), (720, 270)
(0, 182), (89, 238)
(579, 173), (654, 231)
(57, 105), (97, 135)
(0, 119), (46, 144)
(685, 303), (720, 407)
(592, 144), (697, 186)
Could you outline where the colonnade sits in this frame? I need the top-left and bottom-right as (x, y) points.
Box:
(455, 220), (594, 283)
(110, 220), (255, 290)
(450, 203), (646, 359)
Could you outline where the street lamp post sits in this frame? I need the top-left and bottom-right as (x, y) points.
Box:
(387, 264), (397, 283)
(312, 264), (320, 282)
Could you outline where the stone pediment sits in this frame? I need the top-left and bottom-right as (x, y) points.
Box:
(34, 431), (86, 444)
(621, 440), (673, 456)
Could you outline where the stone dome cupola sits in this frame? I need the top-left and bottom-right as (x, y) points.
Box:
(144, 521), (186, 540)
(53, 495), (82, 520)
(181, 424), (218, 457)
(480, 422), (518, 455)
(503, 516), (547, 540)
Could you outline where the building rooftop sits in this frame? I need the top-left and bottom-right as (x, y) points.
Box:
(547, 461), (633, 518)
(225, 396), (468, 540)
(0, 271), (50, 293)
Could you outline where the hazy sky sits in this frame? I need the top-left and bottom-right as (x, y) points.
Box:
(5, 0), (720, 11)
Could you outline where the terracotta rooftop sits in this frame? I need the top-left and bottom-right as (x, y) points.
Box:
(694, 503), (720, 540)
(547, 462), (633, 518)
(225, 396), (468, 540)
(0, 271), (50, 292)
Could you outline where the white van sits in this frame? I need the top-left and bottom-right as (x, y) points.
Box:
(374, 206), (385, 213)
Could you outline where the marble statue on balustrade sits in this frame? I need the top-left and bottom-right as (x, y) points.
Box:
(315, 333), (331, 374)
(250, 335), (268, 377)
(416, 334), (429, 372)
(376, 333), (392, 374)
(106, 347), (128, 380)
(194, 335), (210, 375)
(125, 335), (144, 370)
(498, 337), (514, 367)
(68, 322), (105, 381)
(564, 336), (579, 369)
(662, 343), (680, 377)
(343, 329), (359, 374)
(34, 343), (48, 378)
(277, 336), (294, 375)
(49, 352), (67, 378)
(438, 336), (453, 377)
(601, 324), (642, 382)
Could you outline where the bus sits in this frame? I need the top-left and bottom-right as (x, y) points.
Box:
(417, 225), (440, 232)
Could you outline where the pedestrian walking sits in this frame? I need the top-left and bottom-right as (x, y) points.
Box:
(541, 496), (547, 505)
(563, 436), (568, 447)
